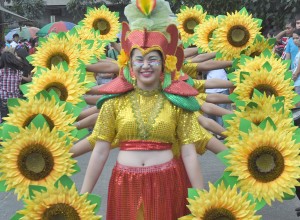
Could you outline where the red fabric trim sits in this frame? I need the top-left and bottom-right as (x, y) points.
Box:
(120, 140), (172, 151)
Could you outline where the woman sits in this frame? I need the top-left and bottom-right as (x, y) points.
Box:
(0, 50), (31, 122)
(80, 1), (227, 218)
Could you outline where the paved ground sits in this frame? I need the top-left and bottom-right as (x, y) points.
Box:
(1, 149), (299, 220)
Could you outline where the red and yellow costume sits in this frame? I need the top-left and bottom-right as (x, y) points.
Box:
(89, 0), (213, 219)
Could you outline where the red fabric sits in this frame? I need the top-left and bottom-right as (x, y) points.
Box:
(106, 158), (191, 220)
(164, 80), (199, 96)
(120, 140), (172, 151)
(98, 76), (134, 94)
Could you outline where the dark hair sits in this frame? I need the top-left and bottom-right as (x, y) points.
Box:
(14, 47), (33, 77)
(295, 14), (300, 22)
(12, 33), (19, 38)
(286, 19), (296, 28)
(0, 51), (24, 70)
(294, 28), (300, 36)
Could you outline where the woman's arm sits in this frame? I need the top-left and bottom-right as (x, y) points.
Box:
(84, 95), (102, 105)
(77, 106), (99, 121)
(86, 60), (119, 74)
(196, 60), (233, 72)
(70, 138), (93, 158)
(293, 59), (300, 81)
(187, 52), (217, 63)
(80, 140), (111, 193)
(75, 113), (98, 130)
(181, 144), (204, 189)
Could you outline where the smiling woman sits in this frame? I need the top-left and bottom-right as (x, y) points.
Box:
(78, 0), (226, 219)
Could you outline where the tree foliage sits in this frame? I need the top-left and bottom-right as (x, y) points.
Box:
(6, 0), (46, 20)
(66, 0), (107, 20)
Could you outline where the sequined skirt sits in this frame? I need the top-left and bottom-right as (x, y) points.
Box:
(106, 157), (191, 220)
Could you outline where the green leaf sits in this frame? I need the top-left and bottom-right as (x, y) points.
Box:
(246, 102), (258, 109)
(26, 55), (33, 63)
(72, 163), (81, 174)
(262, 49), (272, 58)
(0, 180), (7, 191)
(262, 61), (272, 72)
(284, 70), (292, 80)
(240, 71), (250, 83)
(2, 124), (20, 140)
(221, 171), (238, 188)
(222, 114), (235, 128)
(267, 38), (276, 47)
(29, 114), (48, 129)
(216, 149), (231, 166)
(258, 117), (277, 130)
(228, 93), (239, 102)
(55, 175), (74, 189)
(254, 18), (263, 27)
(293, 95), (300, 106)
(29, 185), (47, 199)
(188, 188), (199, 200)
(75, 129), (90, 140)
(253, 89), (263, 98)
(20, 84), (30, 95)
(283, 188), (296, 200)
(10, 213), (24, 220)
(87, 194), (102, 213)
(272, 102), (284, 112)
(282, 59), (291, 69)
(239, 118), (252, 134)
(7, 98), (20, 108)
(227, 73), (236, 82)
(239, 7), (248, 15)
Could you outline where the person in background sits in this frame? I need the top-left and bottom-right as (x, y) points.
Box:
(28, 37), (38, 55)
(285, 14), (300, 65)
(10, 33), (19, 48)
(0, 49), (31, 122)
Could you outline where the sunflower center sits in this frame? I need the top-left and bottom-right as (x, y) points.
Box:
(207, 30), (214, 42)
(23, 114), (55, 131)
(203, 208), (236, 220)
(47, 53), (70, 69)
(183, 18), (199, 34)
(251, 84), (278, 98)
(93, 19), (111, 35)
(248, 146), (284, 182)
(18, 144), (54, 181)
(42, 203), (80, 220)
(45, 82), (68, 101)
(227, 25), (250, 47)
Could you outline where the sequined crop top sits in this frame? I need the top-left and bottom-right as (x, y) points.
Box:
(88, 87), (212, 155)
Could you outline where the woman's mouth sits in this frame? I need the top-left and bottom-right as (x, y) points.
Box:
(140, 71), (153, 78)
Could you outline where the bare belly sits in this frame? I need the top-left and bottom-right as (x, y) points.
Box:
(117, 150), (174, 167)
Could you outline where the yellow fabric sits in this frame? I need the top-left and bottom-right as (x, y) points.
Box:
(182, 62), (198, 79)
(193, 79), (205, 93)
(86, 71), (96, 83)
(89, 88), (212, 155)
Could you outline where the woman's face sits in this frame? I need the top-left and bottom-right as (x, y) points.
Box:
(293, 33), (300, 47)
(131, 49), (163, 90)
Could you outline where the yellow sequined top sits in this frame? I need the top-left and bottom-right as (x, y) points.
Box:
(88, 88), (212, 155)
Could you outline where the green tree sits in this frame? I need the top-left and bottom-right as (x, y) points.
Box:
(66, 0), (106, 20)
(7, 0), (46, 20)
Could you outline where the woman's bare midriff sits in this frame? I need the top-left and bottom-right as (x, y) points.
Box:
(117, 149), (174, 167)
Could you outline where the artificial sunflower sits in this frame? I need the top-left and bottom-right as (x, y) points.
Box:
(229, 51), (289, 84)
(27, 33), (83, 73)
(225, 122), (300, 205)
(80, 5), (120, 42)
(18, 183), (101, 220)
(244, 35), (275, 58)
(210, 8), (261, 60)
(4, 93), (77, 135)
(69, 26), (106, 61)
(194, 16), (219, 53)
(177, 5), (207, 46)
(232, 62), (296, 109)
(0, 123), (76, 200)
(23, 63), (91, 105)
(179, 182), (261, 220)
(224, 92), (296, 146)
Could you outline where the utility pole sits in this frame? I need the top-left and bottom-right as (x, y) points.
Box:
(0, 0), (5, 41)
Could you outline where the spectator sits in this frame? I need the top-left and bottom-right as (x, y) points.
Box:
(10, 33), (19, 48)
(285, 14), (300, 66)
(28, 37), (38, 55)
(0, 49), (31, 122)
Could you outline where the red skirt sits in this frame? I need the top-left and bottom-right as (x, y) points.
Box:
(106, 157), (191, 220)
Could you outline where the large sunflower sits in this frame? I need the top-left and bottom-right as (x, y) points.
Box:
(179, 182), (261, 220)
(177, 5), (207, 46)
(230, 51), (289, 84)
(27, 33), (83, 73)
(80, 5), (120, 42)
(225, 122), (300, 205)
(210, 8), (261, 60)
(244, 35), (275, 58)
(4, 94), (77, 135)
(232, 62), (296, 109)
(194, 16), (219, 53)
(23, 64), (90, 105)
(224, 92), (296, 146)
(18, 183), (101, 219)
(0, 123), (76, 200)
